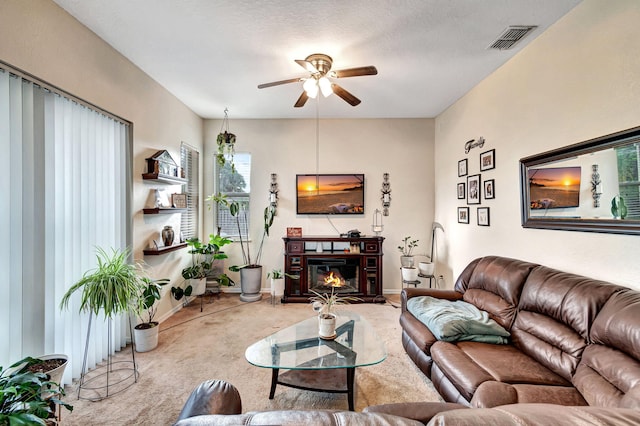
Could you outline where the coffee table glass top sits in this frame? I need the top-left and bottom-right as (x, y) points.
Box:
(245, 311), (387, 370)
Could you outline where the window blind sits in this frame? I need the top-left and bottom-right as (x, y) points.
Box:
(181, 143), (199, 239)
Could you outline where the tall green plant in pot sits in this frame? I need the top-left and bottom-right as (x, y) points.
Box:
(227, 200), (276, 302)
(134, 277), (170, 352)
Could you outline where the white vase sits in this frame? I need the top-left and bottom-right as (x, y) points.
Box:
(271, 277), (285, 304)
(418, 262), (435, 276)
(134, 322), (159, 352)
(402, 266), (418, 281)
(400, 256), (414, 268)
(318, 312), (337, 339)
(240, 266), (263, 302)
(190, 277), (206, 296)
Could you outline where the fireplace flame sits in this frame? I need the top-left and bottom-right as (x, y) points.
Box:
(324, 271), (345, 287)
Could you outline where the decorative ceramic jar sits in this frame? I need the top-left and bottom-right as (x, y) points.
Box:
(162, 225), (175, 246)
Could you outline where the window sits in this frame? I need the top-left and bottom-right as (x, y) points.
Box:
(617, 144), (640, 219)
(215, 153), (251, 239)
(180, 143), (199, 239)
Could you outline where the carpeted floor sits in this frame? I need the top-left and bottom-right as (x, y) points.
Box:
(61, 294), (442, 425)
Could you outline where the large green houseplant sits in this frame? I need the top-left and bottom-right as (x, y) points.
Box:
(134, 277), (170, 352)
(227, 200), (276, 302)
(1, 357), (73, 425)
(60, 247), (147, 318)
(172, 234), (234, 301)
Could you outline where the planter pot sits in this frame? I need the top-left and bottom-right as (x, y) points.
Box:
(271, 277), (285, 304)
(9, 354), (68, 397)
(400, 256), (414, 268)
(418, 262), (435, 276)
(134, 322), (159, 352)
(190, 277), (206, 296)
(401, 266), (418, 282)
(318, 312), (337, 339)
(240, 266), (263, 302)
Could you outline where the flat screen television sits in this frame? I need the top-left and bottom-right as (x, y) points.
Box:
(528, 166), (581, 209)
(296, 174), (364, 215)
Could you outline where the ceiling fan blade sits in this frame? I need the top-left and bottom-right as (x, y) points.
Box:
(295, 59), (319, 73)
(294, 91), (309, 108)
(331, 84), (361, 106)
(331, 66), (378, 78)
(257, 78), (302, 89)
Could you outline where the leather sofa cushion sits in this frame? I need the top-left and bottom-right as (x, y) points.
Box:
(174, 411), (424, 425)
(431, 341), (569, 402)
(470, 381), (587, 408)
(400, 311), (438, 354)
(511, 266), (621, 381)
(455, 256), (537, 330)
(427, 404), (640, 426)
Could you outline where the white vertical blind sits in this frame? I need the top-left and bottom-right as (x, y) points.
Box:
(0, 68), (131, 385)
(181, 142), (199, 239)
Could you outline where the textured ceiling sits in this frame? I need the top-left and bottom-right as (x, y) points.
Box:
(52, 0), (581, 119)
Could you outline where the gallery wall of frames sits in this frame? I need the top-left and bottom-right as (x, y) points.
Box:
(457, 137), (495, 226)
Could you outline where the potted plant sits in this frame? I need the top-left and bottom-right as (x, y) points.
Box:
(398, 236), (419, 267)
(228, 200), (277, 302)
(267, 269), (298, 304)
(60, 247), (147, 319)
(134, 277), (170, 352)
(216, 131), (236, 173)
(309, 287), (362, 339)
(173, 234), (233, 301)
(1, 357), (73, 424)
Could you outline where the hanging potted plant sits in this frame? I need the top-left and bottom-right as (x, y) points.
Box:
(216, 108), (236, 172)
(228, 201), (276, 302)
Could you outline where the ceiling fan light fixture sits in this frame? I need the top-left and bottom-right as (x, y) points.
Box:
(318, 76), (333, 97)
(303, 78), (318, 98)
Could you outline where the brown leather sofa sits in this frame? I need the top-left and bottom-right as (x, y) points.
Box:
(173, 379), (640, 425)
(400, 255), (640, 409)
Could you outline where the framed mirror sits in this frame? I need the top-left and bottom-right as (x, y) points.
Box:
(520, 126), (640, 235)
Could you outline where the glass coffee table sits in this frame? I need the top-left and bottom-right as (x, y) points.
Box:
(245, 311), (387, 410)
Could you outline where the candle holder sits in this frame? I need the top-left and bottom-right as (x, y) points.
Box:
(371, 209), (383, 236)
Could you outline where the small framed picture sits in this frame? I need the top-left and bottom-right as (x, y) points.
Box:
(457, 182), (466, 199)
(480, 149), (495, 171)
(458, 207), (469, 224)
(467, 174), (481, 205)
(172, 193), (187, 209)
(458, 159), (468, 177)
(477, 207), (490, 226)
(483, 179), (495, 200)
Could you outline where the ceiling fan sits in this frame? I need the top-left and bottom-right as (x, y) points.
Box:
(257, 53), (378, 108)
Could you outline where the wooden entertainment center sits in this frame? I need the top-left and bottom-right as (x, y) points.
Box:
(282, 235), (385, 303)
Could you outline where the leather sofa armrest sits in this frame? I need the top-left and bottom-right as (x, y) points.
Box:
(401, 289), (463, 312)
(175, 380), (242, 422)
(364, 402), (467, 424)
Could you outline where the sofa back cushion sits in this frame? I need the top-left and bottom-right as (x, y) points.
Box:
(512, 266), (622, 381)
(573, 289), (640, 407)
(454, 256), (537, 330)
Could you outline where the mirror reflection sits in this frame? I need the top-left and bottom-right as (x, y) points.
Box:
(520, 127), (640, 234)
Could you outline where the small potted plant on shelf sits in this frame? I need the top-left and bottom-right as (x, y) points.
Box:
(1, 357), (73, 424)
(309, 287), (362, 339)
(398, 236), (419, 267)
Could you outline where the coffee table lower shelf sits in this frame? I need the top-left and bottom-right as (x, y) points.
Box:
(269, 367), (356, 411)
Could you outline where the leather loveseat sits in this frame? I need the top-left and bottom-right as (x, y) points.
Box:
(400, 255), (640, 409)
(173, 379), (640, 425)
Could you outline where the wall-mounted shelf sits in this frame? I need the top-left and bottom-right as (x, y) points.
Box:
(143, 242), (187, 256)
(142, 173), (188, 185)
(143, 207), (186, 214)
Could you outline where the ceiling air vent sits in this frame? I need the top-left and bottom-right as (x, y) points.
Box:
(488, 25), (538, 50)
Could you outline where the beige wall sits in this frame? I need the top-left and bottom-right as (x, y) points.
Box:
(0, 0), (204, 321)
(434, 0), (640, 289)
(203, 118), (435, 294)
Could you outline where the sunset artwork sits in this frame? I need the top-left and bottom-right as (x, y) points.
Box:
(528, 166), (581, 209)
(296, 174), (364, 214)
